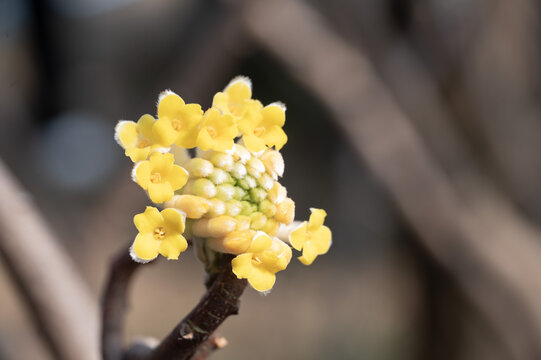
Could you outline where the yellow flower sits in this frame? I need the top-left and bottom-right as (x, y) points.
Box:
(212, 76), (253, 119)
(131, 206), (188, 262)
(196, 108), (238, 151)
(154, 91), (203, 148)
(133, 152), (188, 203)
(115, 115), (166, 162)
(289, 208), (332, 265)
(232, 232), (292, 292)
(242, 103), (288, 152)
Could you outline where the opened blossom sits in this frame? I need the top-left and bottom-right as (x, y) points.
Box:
(131, 206), (188, 262)
(133, 152), (188, 203)
(115, 114), (167, 162)
(242, 103), (288, 152)
(196, 108), (237, 151)
(290, 208), (332, 265)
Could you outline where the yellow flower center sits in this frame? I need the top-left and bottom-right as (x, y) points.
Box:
(171, 119), (182, 131)
(137, 139), (151, 148)
(150, 172), (162, 183)
(251, 256), (263, 266)
(229, 102), (243, 116)
(207, 126), (217, 138)
(153, 226), (166, 240)
(253, 126), (266, 137)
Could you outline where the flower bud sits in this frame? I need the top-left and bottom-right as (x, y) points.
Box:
(208, 168), (229, 185)
(234, 186), (247, 200)
(206, 230), (255, 254)
(250, 212), (267, 230)
(267, 182), (287, 204)
(230, 163), (247, 179)
(250, 187), (267, 203)
(259, 150), (284, 180)
(235, 215), (251, 231)
(166, 194), (210, 219)
(207, 198), (226, 217)
(259, 199), (277, 217)
(192, 216), (237, 238)
(238, 175), (257, 190)
(216, 184), (236, 201)
(192, 178), (217, 198)
(257, 173), (274, 191)
(225, 200), (243, 216)
(209, 152), (234, 171)
(232, 144), (251, 163)
(261, 218), (280, 236)
(185, 158), (214, 177)
(275, 198), (295, 225)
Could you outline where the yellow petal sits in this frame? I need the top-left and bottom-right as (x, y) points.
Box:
(148, 182), (174, 203)
(289, 222), (307, 251)
(166, 164), (188, 190)
(149, 152), (174, 175)
(126, 147), (151, 163)
(137, 114), (156, 140)
(196, 127), (215, 151)
(133, 161), (151, 189)
(261, 103), (285, 127)
(311, 225), (332, 254)
(162, 208), (185, 234)
(132, 233), (160, 261)
(212, 92), (230, 114)
(133, 206), (163, 233)
(247, 232), (272, 253)
(261, 126), (287, 150)
(248, 267), (276, 292)
(298, 241), (318, 265)
(158, 93), (185, 120)
(115, 121), (138, 148)
(243, 133), (266, 153)
(225, 77), (252, 104)
(232, 253), (253, 279)
(308, 208), (327, 230)
(153, 118), (178, 146)
(159, 234), (188, 260)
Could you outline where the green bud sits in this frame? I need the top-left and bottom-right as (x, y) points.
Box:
(225, 200), (243, 216)
(250, 212), (267, 230)
(238, 175), (257, 190)
(257, 173), (274, 191)
(240, 201), (254, 216)
(230, 163), (247, 179)
(192, 178), (217, 198)
(250, 187), (267, 203)
(215, 184), (236, 201)
(209, 152), (234, 171)
(186, 158), (214, 177)
(207, 198), (226, 217)
(209, 168), (229, 185)
(234, 186), (247, 200)
(259, 199), (277, 217)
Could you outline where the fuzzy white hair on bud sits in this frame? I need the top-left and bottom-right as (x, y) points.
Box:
(157, 89), (178, 105)
(131, 162), (143, 183)
(268, 101), (286, 112)
(114, 120), (132, 148)
(225, 75), (252, 91)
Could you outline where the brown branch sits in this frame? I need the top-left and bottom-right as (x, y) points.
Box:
(101, 246), (247, 360)
(0, 159), (99, 360)
(101, 244), (142, 360)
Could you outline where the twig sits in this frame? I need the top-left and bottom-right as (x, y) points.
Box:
(101, 244), (142, 360)
(0, 159), (99, 360)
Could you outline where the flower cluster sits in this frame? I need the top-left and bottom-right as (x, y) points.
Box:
(114, 76), (331, 292)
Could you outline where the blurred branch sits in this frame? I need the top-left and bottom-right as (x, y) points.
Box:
(101, 248), (246, 360)
(241, 1), (541, 358)
(0, 159), (99, 360)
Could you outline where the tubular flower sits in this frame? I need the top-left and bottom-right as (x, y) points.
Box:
(242, 103), (288, 152)
(290, 208), (332, 265)
(114, 76), (331, 293)
(196, 108), (237, 151)
(131, 206), (188, 262)
(231, 232), (292, 292)
(133, 152), (188, 203)
(115, 114), (167, 162)
(154, 92), (203, 148)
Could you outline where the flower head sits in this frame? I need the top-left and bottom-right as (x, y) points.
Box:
(154, 92), (203, 148)
(212, 76), (253, 119)
(232, 232), (292, 292)
(196, 108), (238, 151)
(115, 115), (167, 162)
(242, 103), (288, 152)
(131, 206), (188, 262)
(133, 152), (188, 203)
(290, 208), (332, 265)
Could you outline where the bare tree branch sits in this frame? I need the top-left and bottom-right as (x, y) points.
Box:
(0, 159), (99, 360)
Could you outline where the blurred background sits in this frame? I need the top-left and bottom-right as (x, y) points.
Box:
(2, 0), (541, 359)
